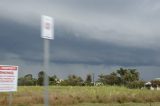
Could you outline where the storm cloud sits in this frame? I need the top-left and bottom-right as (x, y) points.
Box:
(0, 0), (160, 80)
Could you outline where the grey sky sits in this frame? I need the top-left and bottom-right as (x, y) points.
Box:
(0, 0), (160, 80)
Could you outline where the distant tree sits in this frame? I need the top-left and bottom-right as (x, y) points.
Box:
(49, 75), (59, 85)
(18, 74), (36, 86)
(18, 77), (25, 86)
(98, 74), (105, 84)
(65, 75), (83, 86)
(59, 80), (68, 86)
(98, 68), (140, 86)
(110, 72), (121, 85)
(98, 72), (121, 85)
(129, 69), (139, 81)
(116, 68), (140, 85)
(124, 69), (139, 84)
(37, 71), (45, 86)
(23, 74), (35, 86)
(117, 68), (128, 85)
(127, 80), (145, 89)
(124, 72), (133, 83)
(85, 74), (93, 86)
(24, 74), (33, 80)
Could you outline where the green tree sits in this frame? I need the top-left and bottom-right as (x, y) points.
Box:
(65, 75), (84, 86)
(37, 71), (45, 86)
(116, 68), (140, 85)
(24, 74), (33, 80)
(98, 68), (140, 86)
(18, 77), (25, 86)
(129, 69), (139, 81)
(49, 75), (59, 85)
(127, 80), (145, 89)
(18, 74), (36, 86)
(117, 68), (128, 85)
(85, 74), (93, 86)
(98, 72), (121, 85)
(23, 74), (35, 86)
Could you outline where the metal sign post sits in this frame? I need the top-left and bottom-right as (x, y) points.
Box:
(41, 15), (54, 106)
(44, 39), (49, 106)
(8, 92), (12, 106)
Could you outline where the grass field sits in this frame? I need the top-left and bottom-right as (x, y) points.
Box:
(29, 102), (160, 106)
(71, 103), (160, 106)
(0, 86), (160, 106)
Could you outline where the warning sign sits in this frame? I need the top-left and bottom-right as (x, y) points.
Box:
(0, 65), (18, 92)
(41, 15), (54, 40)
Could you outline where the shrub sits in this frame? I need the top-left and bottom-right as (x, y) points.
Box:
(127, 80), (145, 89)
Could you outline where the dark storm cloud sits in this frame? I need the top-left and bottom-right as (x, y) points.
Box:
(1, 0), (160, 49)
(52, 35), (159, 66)
(0, 17), (159, 67)
(1, 0), (160, 80)
(0, 17), (42, 57)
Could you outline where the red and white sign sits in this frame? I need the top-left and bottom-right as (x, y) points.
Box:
(41, 15), (54, 40)
(0, 65), (18, 92)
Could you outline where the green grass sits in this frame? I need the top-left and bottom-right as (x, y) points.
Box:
(0, 86), (160, 106)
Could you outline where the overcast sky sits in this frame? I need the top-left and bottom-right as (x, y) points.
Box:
(0, 0), (160, 80)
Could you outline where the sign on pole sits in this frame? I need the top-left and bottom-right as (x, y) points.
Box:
(41, 15), (54, 40)
(41, 15), (54, 106)
(0, 65), (18, 92)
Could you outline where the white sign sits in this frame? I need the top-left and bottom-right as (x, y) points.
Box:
(41, 15), (54, 39)
(0, 65), (18, 92)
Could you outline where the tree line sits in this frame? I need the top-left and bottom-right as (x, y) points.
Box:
(18, 68), (159, 89)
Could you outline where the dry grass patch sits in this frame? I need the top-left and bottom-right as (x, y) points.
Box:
(0, 86), (160, 106)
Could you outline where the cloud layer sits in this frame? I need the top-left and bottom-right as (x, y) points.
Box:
(0, 0), (160, 80)
(1, 0), (160, 48)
